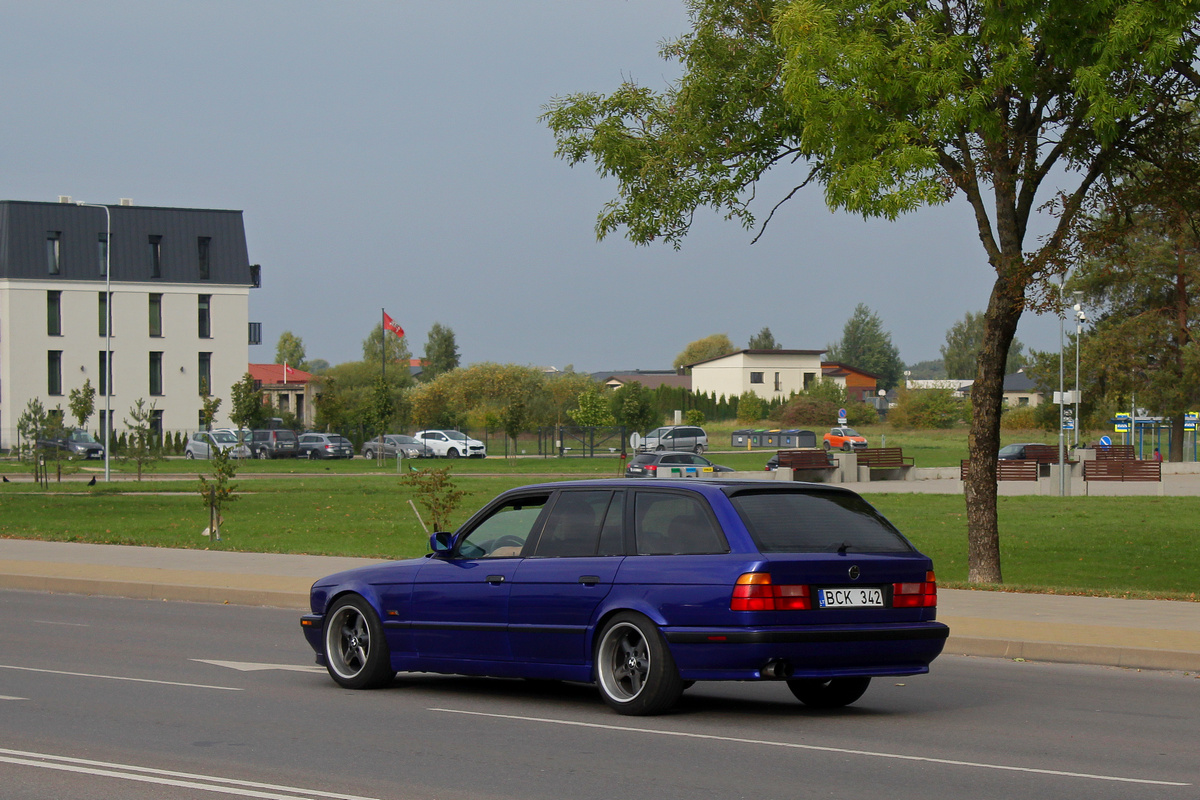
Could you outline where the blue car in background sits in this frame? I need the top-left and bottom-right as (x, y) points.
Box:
(301, 479), (948, 715)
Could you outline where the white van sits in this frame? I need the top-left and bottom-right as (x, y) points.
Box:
(639, 425), (708, 454)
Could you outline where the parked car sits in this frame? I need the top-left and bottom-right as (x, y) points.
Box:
(639, 425), (708, 454)
(184, 430), (251, 459)
(998, 443), (1040, 460)
(300, 478), (947, 715)
(249, 428), (299, 459)
(625, 451), (733, 478)
(298, 433), (355, 459)
(412, 429), (486, 458)
(362, 434), (425, 460)
(823, 426), (868, 451)
(36, 428), (105, 460)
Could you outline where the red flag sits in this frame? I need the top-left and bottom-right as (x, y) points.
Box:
(383, 312), (405, 338)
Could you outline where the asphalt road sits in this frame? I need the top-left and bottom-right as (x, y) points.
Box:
(1, 589), (1196, 800)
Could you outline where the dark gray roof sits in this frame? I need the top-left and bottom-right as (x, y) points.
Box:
(0, 200), (254, 286)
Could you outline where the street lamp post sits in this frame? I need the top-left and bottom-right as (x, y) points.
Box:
(77, 202), (111, 483)
(1072, 292), (1085, 448)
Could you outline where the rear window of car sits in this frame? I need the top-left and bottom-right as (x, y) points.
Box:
(630, 455), (656, 466)
(728, 490), (914, 554)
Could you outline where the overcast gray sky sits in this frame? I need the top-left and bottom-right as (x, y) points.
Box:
(3, 0), (1065, 373)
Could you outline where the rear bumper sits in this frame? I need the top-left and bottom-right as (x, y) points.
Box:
(663, 621), (949, 680)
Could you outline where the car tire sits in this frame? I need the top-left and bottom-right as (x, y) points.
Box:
(842, 442), (853, 452)
(823, 441), (832, 451)
(655, 445), (665, 452)
(446, 448), (460, 459)
(184, 451), (194, 459)
(364, 449), (375, 460)
(257, 449), (270, 460)
(308, 450), (318, 460)
(594, 612), (683, 716)
(693, 445), (704, 455)
(786, 676), (871, 709)
(323, 595), (395, 690)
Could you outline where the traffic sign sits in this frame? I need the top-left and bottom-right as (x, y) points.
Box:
(1114, 413), (1130, 433)
(1100, 435), (1112, 447)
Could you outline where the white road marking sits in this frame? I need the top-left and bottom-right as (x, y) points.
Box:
(192, 659), (325, 673)
(0, 664), (241, 691)
(0, 695), (27, 701)
(0, 748), (385, 800)
(31, 619), (90, 627)
(430, 708), (1191, 788)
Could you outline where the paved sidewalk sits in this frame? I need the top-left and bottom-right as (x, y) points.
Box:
(2, 538), (1198, 673)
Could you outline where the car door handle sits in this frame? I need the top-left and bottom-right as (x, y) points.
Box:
(578, 576), (600, 585)
(486, 575), (505, 584)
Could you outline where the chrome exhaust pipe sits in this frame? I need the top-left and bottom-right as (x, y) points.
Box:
(761, 659), (792, 680)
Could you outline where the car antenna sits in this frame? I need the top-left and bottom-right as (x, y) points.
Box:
(837, 542), (851, 555)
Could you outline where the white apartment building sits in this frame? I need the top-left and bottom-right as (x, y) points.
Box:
(0, 199), (261, 448)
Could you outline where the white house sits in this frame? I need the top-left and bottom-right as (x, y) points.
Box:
(688, 349), (825, 401)
(0, 198), (261, 448)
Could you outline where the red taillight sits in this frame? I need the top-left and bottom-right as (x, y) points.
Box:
(892, 570), (937, 608)
(645, 464), (657, 473)
(731, 573), (811, 611)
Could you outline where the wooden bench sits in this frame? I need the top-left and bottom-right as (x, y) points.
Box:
(776, 449), (835, 471)
(857, 447), (914, 469)
(1023, 444), (1076, 464)
(961, 459), (1039, 481)
(1094, 444), (1137, 461)
(1084, 460), (1161, 482)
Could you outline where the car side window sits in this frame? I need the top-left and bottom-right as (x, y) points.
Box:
(458, 494), (550, 558)
(533, 490), (619, 557)
(634, 492), (727, 555)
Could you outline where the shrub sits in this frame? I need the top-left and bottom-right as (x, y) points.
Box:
(684, 409), (706, 426)
(1000, 405), (1037, 430)
(887, 388), (964, 429)
(736, 391), (765, 423)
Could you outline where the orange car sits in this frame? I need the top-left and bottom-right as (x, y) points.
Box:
(823, 426), (868, 451)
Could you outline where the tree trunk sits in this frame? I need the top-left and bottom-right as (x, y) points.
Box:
(963, 274), (1024, 584)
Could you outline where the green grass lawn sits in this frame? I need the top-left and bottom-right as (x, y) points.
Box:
(1, 472), (1196, 601)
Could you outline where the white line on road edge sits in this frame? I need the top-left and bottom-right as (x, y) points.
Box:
(0, 749), (385, 800)
(0, 664), (241, 691)
(0, 695), (27, 701)
(192, 658), (325, 673)
(429, 708), (1191, 788)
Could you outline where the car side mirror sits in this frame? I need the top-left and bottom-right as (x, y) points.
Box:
(429, 531), (456, 556)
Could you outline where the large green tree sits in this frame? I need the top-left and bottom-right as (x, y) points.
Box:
(825, 304), (904, 390)
(422, 322), (461, 382)
(545, 0), (1200, 583)
(673, 333), (737, 372)
(274, 331), (309, 371)
(1064, 123), (1200, 460)
(941, 312), (1027, 380)
(748, 326), (781, 350)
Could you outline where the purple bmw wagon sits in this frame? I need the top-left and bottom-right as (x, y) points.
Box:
(301, 479), (948, 715)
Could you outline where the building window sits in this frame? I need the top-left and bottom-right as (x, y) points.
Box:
(197, 236), (211, 280)
(198, 352), (211, 396)
(47, 232), (61, 275)
(198, 295), (211, 338)
(99, 411), (110, 442)
(248, 321), (262, 345)
(98, 351), (112, 396)
(48, 351), (62, 395)
(47, 291), (62, 336)
(98, 233), (108, 277)
(803, 372), (816, 391)
(98, 292), (111, 337)
(774, 372), (782, 392)
(749, 371), (764, 384)
(149, 235), (162, 278)
(150, 409), (164, 446)
(149, 351), (163, 396)
(149, 294), (163, 337)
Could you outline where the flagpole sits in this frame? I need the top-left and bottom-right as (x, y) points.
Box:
(381, 308), (386, 384)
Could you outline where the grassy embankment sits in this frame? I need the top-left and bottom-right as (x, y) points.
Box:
(0, 462), (1196, 601)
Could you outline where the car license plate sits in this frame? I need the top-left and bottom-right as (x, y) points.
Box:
(817, 587), (884, 608)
